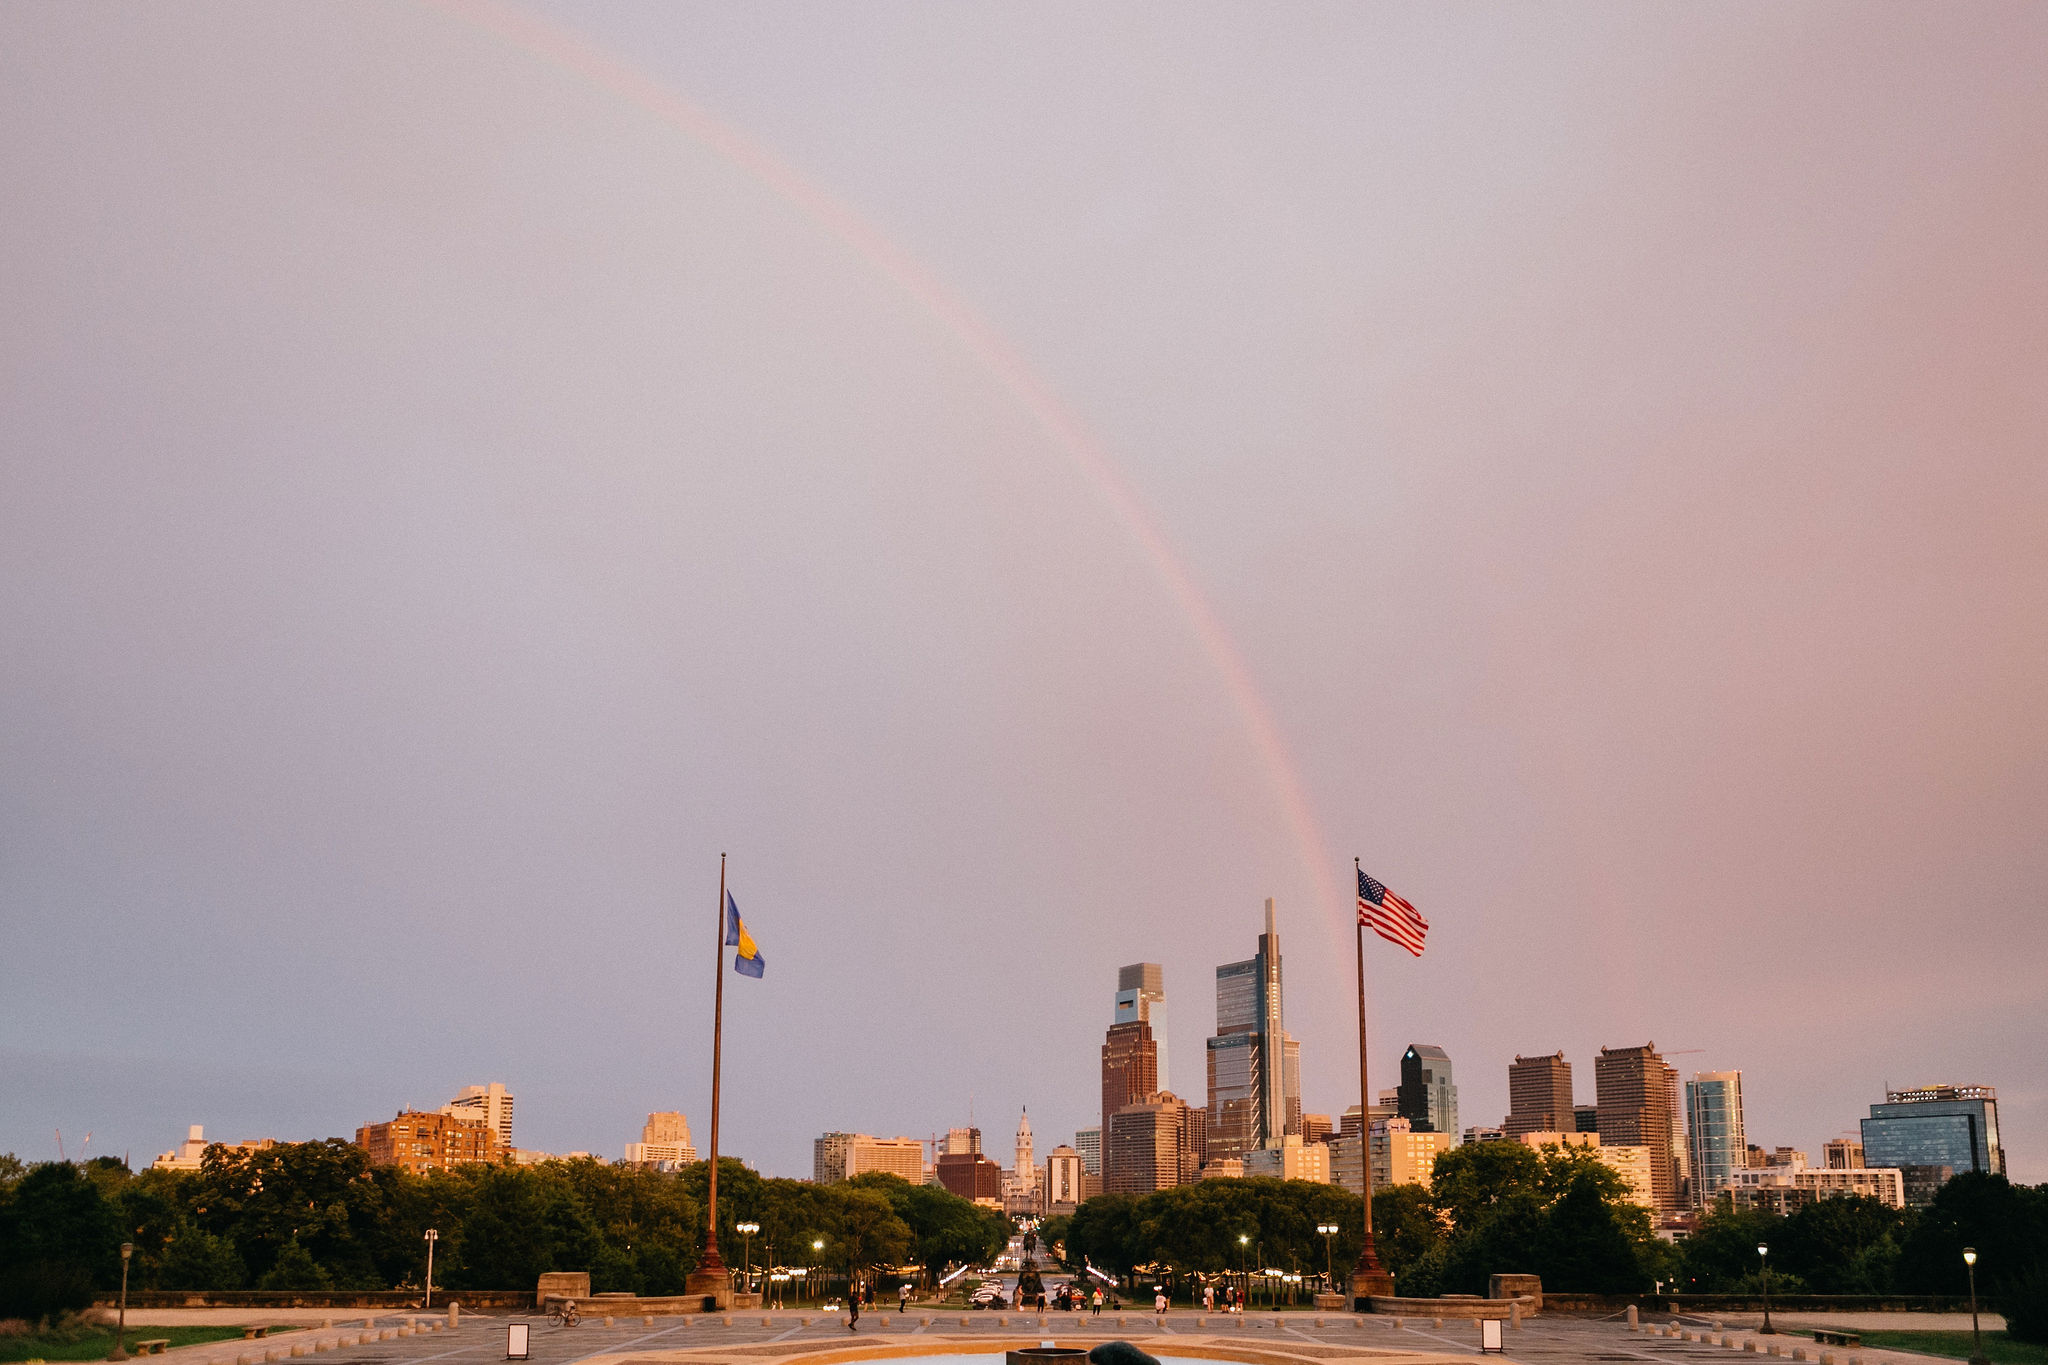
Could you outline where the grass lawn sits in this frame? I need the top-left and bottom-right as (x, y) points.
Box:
(1786, 1329), (2045, 1365)
(0, 1324), (257, 1363)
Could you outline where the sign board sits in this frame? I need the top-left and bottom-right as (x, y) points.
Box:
(1481, 1319), (1505, 1353)
(506, 1323), (530, 1360)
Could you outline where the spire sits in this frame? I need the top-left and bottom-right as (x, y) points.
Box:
(1265, 895), (1277, 937)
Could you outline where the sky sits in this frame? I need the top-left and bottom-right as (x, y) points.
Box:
(2, 2), (2044, 1186)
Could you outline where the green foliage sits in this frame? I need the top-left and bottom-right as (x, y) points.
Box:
(1427, 1141), (1544, 1232)
(257, 1238), (331, 1290)
(0, 1161), (126, 1318)
(847, 1173), (1009, 1270)
(1898, 1175), (2048, 1299)
(2003, 1261), (2048, 1345)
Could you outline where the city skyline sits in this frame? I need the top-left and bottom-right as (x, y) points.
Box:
(3, 4), (2044, 1188)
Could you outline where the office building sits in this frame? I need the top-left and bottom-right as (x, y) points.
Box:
(814, 1132), (926, 1183)
(1513, 1131), (1656, 1210)
(1463, 1125), (1506, 1145)
(1369, 1117), (1454, 1190)
(935, 1151), (1004, 1202)
(1594, 1043), (1681, 1213)
(1574, 1105), (1600, 1133)
(1685, 1072), (1746, 1204)
(1074, 1127), (1101, 1176)
(1201, 1157), (1245, 1179)
(1339, 1100), (1397, 1141)
(1044, 1144), (1087, 1213)
(1102, 1019), (1159, 1137)
(441, 1083), (515, 1151)
(1724, 1164), (1906, 1211)
(1300, 1113), (1334, 1145)
(1397, 1044), (1459, 1135)
(1666, 1064), (1690, 1198)
(1243, 1133), (1330, 1183)
(1205, 898), (1301, 1160)
(357, 1109), (497, 1174)
(943, 1127), (982, 1157)
(1106, 1091), (1203, 1193)
(1860, 1085), (2003, 1201)
(1506, 1052), (1575, 1137)
(1116, 963), (1170, 1091)
(1824, 1138), (1865, 1170)
(622, 1111), (697, 1167)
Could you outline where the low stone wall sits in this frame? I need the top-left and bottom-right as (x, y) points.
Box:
(1534, 1293), (1973, 1315)
(1366, 1295), (1536, 1319)
(543, 1294), (723, 1316)
(106, 1291), (535, 1311)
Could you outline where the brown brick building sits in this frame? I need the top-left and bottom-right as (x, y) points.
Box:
(1105, 1090), (1203, 1194)
(1506, 1052), (1576, 1137)
(357, 1109), (499, 1174)
(1593, 1044), (1681, 1212)
(1101, 1019), (1158, 1137)
(934, 1151), (1004, 1202)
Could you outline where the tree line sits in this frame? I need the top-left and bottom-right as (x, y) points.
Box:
(1052, 1141), (2045, 1339)
(4, 1140), (2040, 1341)
(0, 1146), (1008, 1321)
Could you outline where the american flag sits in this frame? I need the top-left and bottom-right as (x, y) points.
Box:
(1358, 867), (1428, 956)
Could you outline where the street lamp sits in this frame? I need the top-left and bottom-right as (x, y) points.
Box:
(814, 1239), (825, 1306)
(1756, 1243), (1773, 1334)
(424, 1229), (439, 1310)
(106, 1243), (134, 1361)
(1238, 1235), (1250, 1308)
(1317, 1224), (1340, 1295)
(1964, 1249), (1989, 1365)
(736, 1223), (759, 1295)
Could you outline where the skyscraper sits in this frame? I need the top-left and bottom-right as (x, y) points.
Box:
(1074, 1127), (1101, 1176)
(622, 1111), (697, 1167)
(1106, 1091), (1202, 1193)
(1205, 897), (1299, 1159)
(1506, 1053), (1574, 1137)
(1102, 966), (1161, 1140)
(1397, 1044), (1459, 1135)
(1861, 1084), (2003, 1203)
(1594, 1043), (1680, 1213)
(1116, 963), (1169, 1091)
(1685, 1071), (1746, 1204)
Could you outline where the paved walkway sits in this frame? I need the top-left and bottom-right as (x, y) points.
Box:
(107, 1307), (2010, 1365)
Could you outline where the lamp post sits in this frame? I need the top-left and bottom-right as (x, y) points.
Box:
(423, 1228), (439, 1310)
(1238, 1234), (1250, 1308)
(1964, 1249), (1988, 1365)
(1317, 1224), (1339, 1296)
(1756, 1243), (1773, 1334)
(107, 1243), (134, 1361)
(736, 1223), (759, 1296)
(814, 1239), (825, 1306)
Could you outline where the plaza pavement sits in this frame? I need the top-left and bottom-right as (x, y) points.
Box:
(103, 1307), (2007, 1365)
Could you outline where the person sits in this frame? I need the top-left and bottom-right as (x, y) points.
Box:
(848, 1275), (860, 1332)
(900, 1283), (911, 1313)
(1091, 1287), (1102, 1316)
(1203, 1285), (1214, 1313)
(1155, 1288), (1168, 1319)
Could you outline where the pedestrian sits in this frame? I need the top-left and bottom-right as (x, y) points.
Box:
(1155, 1288), (1168, 1319)
(848, 1275), (860, 1332)
(900, 1283), (911, 1313)
(1203, 1285), (1214, 1313)
(1091, 1288), (1102, 1317)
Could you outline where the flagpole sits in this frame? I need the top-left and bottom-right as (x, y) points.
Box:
(687, 853), (729, 1308)
(1350, 856), (1395, 1308)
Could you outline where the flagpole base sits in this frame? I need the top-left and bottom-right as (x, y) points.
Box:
(1351, 1270), (1395, 1310)
(687, 1253), (732, 1313)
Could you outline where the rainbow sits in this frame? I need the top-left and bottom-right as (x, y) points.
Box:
(426, 0), (1347, 940)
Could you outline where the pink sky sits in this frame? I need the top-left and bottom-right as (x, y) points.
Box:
(1, 2), (2043, 1182)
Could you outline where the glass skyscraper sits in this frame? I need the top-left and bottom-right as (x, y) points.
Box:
(1205, 898), (1300, 1160)
(1397, 1044), (1459, 1135)
(1861, 1085), (2003, 1189)
(1685, 1070), (1747, 1203)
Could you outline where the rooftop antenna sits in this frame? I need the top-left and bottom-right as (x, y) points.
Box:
(55, 1129), (64, 1161)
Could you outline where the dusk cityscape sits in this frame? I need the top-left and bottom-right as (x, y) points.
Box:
(2, 5), (2044, 1365)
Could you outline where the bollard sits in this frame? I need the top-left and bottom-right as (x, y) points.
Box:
(920, 1317), (931, 1326)
(1392, 1318), (1405, 1330)
(1511, 1302), (1522, 1329)
(998, 1316), (1009, 1327)
(1794, 1349), (1809, 1361)
(1196, 1317), (1208, 1327)
(1434, 1317), (1445, 1329)
(321, 1321), (333, 1331)
(1629, 1306), (1639, 1329)
(448, 1304), (460, 1329)
(1821, 1354), (1836, 1365)
(958, 1317), (970, 1327)
(761, 1317), (772, 1327)
(721, 1316), (732, 1326)
(1315, 1318), (1325, 1328)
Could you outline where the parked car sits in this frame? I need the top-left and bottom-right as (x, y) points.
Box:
(970, 1285), (1008, 1309)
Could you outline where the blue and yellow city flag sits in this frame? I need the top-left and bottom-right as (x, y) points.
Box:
(724, 889), (765, 978)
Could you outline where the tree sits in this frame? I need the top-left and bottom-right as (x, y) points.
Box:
(1778, 1194), (1903, 1293)
(0, 1161), (126, 1318)
(1897, 1175), (2048, 1298)
(1680, 1200), (1782, 1292)
(1427, 1141), (1544, 1232)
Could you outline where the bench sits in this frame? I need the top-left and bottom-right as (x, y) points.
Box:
(242, 1327), (272, 1340)
(1813, 1331), (1861, 1347)
(135, 1341), (171, 1355)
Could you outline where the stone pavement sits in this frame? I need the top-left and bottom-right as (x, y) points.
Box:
(113, 1308), (1994, 1365)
